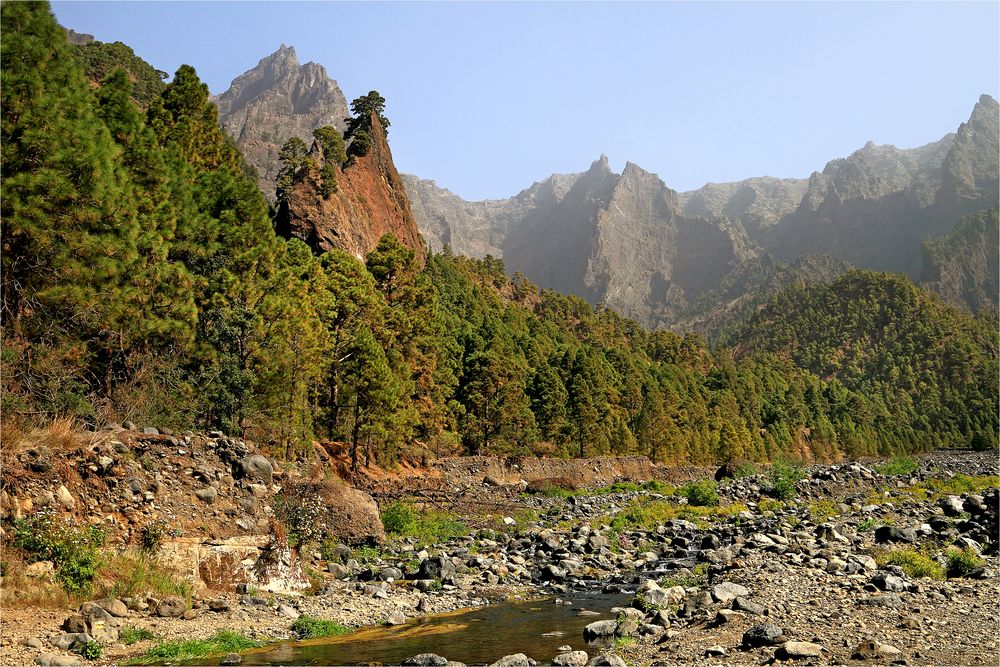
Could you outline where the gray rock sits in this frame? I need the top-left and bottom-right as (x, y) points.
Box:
(711, 581), (749, 604)
(704, 646), (727, 657)
(61, 615), (88, 634)
(156, 595), (186, 617)
(209, 599), (231, 612)
(235, 455), (273, 483)
(142, 426), (160, 435)
(583, 619), (618, 640)
(385, 610), (407, 626)
(21, 637), (46, 649)
(220, 653), (242, 666)
(93, 598), (129, 618)
(488, 654), (531, 667)
(402, 655), (449, 666)
(852, 639), (902, 660)
(327, 563), (350, 579)
(48, 633), (93, 650)
(778, 641), (823, 659)
(418, 556), (456, 582)
(874, 526), (917, 543)
(35, 655), (85, 666)
(586, 656), (626, 667)
(742, 623), (785, 648)
(552, 651), (588, 667)
(55, 485), (75, 510)
(733, 597), (765, 615)
(278, 604), (299, 620)
(940, 495), (965, 516)
(195, 487), (218, 503)
(871, 573), (908, 592)
(380, 566), (403, 581)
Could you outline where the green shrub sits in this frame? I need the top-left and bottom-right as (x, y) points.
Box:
(734, 462), (759, 478)
(139, 521), (166, 554)
(128, 630), (261, 664)
(945, 547), (984, 577)
(874, 455), (920, 476)
(876, 547), (945, 580)
(12, 512), (106, 593)
(290, 615), (351, 639)
(643, 480), (675, 494)
(857, 517), (881, 532)
(808, 499), (840, 522)
(76, 640), (102, 660)
(119, 625), (156, 646)
(381, 501), (418, 535)
(675, 479), (719, 507)
(766, 461), (805, 500)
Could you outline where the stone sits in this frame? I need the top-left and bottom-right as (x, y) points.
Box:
(871, 573), (908, 592)
(779, 641), (823, 659)
(93, 598), (129, 617)
(552, 651), (588, 667)
(235, 455), (273, 483)
(326, 563), (350, 579)
(35, 655), (86, 666)
(155, 595), (186, 617)
(940, 495), (965, 517)
(195, 487), (218, 503)
(874, 526), (917, 543)
(278, 604), (300, 620)
(142, 426), (160, 435)
(55, 485), (75, 510)
(123, 421), (137, 430)
(704, 646), (727, 657)
(220, 654), (242, 666)
(21, 637), (46, 649)
(385, 610), (407, 625)
(742, 623), (785, 648)
(48, 633), (93, 650)
(853, 639), (902, 660)
(418, 556), (456, 582)
(62, 615), (88, 634)
(182, 609), (199, 620)
(402, 655), (449, 666)
(733, 597), (765, 615)
(380, 566), (403, 581)
(488, 654), (531, 667)
(583, 619), (618, 640)
(209, 599), (231, 612)
(585, 656), (626, 667)
(711, 581), (749, 603)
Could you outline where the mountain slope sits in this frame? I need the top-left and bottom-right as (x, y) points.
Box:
(920, 207), (999, 318)
(214, 45), (350, 200)
(730, 271), (999, 451)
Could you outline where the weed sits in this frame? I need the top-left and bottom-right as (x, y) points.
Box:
(352, 545), (382, 565)
(380, 501), (468, 546)
(12, 512), (106, 594)
(381, 501), (418, 534)
(734, 462), (759, 478)
(100, 552), (191, 603)
(76, 640), (102, 660)
(857, 517), (881, 532)
(876, 547), (945, 580)
(874, 455), (920, 477)
(610, 498), (746, 532)
(945, 547), (984, 578)
(611, 635), (636, 650)
(119, 625), (156, 646)
(766, 460), (805, 500)
(290, 615), (352, 639)
(128, 630), (261, 664)
(808, 499), (840, 522)
(139, 521), (167, 554)
(675, 479), (719, 507)
(757, 498), (785, 514)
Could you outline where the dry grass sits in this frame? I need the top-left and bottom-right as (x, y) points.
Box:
(0, 553), (77, 608)
(8, 416), (93, 453)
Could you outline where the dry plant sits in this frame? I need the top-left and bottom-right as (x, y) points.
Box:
(11, 416), (93, 453)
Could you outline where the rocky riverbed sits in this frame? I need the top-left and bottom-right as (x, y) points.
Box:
(2, 436), (997, 666)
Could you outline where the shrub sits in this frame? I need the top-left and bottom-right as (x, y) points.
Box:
(381, 501), (418, 535)
(757, 498), (785, 514)
(734, 462), (759, 478)
(945, 547), (984, 577)
(643, 480), (675, 494)
(102, 552), (191, 603)
(808, 499), (840, 522)
(675, 479), (719, 507)
(76, 640), (102, 660)
(380, 501), (468, 546)
(874, 455), (920, 476)
(876, 547), (945, 580)
(857, 517), (881, 532)
(12, 512), (106, 593)
(290, 615), (351, 639)
(766, 461), (805, 500)
(139, 521), (166, 554)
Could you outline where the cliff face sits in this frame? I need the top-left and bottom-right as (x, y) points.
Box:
(275, 114), (425, 264)
(920, 207), (999, 318)
(214, 45), (350, 200)
(404, 95), (999, 329)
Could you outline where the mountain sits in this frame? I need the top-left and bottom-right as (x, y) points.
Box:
(274, 112), (425, 263)
(729, 271), (999, 450)
(66, 31), (167, 108)
(403, 96), (999, 329)
(920, 207), (999, 318)
(214, 45), (350, 200)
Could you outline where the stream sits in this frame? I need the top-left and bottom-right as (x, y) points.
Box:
(201, 590), (632, 666)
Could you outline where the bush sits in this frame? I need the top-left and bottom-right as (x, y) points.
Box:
(76, 640), (102, 660)
(945, 547), (984, 577)
(139, 521), (166, 554)
(734, 462), (759, 478)
(874, 455), (919, 476)
(876, 547), (945, 580)
(675, 479), (719, 507)
(766, 461), (805, 500)
(120, 625), (156, 646)
(290, 615), (351, 639)
(12, 512), (106, 593)
(380, 501), (418, 535)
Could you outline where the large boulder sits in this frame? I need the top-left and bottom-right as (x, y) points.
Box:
(282, 480), (385, 546)
(155, 596), (186, 617)
(235, 455), (273, 483)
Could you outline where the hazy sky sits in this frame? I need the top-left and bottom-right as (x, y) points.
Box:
(53, 1), (999, 201)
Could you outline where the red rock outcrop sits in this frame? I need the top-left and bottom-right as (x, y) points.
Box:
(275, 113), (425, 264)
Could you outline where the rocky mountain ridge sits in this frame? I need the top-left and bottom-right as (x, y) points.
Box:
(214, 45), (350, 200)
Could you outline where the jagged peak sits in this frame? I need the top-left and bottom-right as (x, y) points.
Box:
(588, 154), (611, 173)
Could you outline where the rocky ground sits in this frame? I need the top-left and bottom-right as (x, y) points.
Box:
(2, 430), (998, 666)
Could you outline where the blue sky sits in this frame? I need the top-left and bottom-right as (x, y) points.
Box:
(53, 1), (999, 201)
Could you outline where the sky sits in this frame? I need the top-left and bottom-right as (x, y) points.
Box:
(52, 1), (999, 202)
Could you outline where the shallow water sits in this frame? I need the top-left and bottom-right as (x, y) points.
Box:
(212, 591), (631, 666)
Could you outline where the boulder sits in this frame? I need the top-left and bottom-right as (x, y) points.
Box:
(488, 655), (531, 667)
(195, 487), (218, 503)
(402, 655), (449, 666)
(283, 480), (385, 546)
(25, 560), (56, 579)
(583, 619), (618, 640)
(418, 556), (456, 582)
(55, 485), (75, 510)
(711, 582), (749, 604)
(778, 641), (823, 659)
(235, 455), (273, 483)
(48, 633), (93, 650)
(61, 615), (88, 634)
(853, 639), (902, 660)
(385, 610), (407, 626)
(742, 624), (785, 648)
(92, 598), (129, 617)
(155, 596), (186, 617)
(34, 655), (86, 667)
(552, 651), (588, 667)
(585, 656), (626, 667)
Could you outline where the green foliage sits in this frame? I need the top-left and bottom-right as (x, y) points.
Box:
(380, 501), (418, 535)
(874, 455), (920, 476)
(76, 640), (103, 660)
(314, 125), (347, 164)
(12, 513), (106, 593)
(70, 38), (167, 107)
(381, 501), (468, 546)
(675, 479), (720, 507)
(857, 517), (881, 532)
(119, 625), (156, 646)
(139, 521), (166, 554)
(876, 547), (945, 580)
(808, 499), (840, 522)
(610, 498), (746, 532)
(766, 461), (805, 500)
(347, 90), (389, 136)
(348, 129), (372, 158)
(128, 630), (261, 664)
(734, 462), (759, 478)
(290, 615), (352, 639)
(945, 547), (985, 577)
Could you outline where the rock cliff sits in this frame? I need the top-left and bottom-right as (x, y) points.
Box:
(214, 45), (350, 200)
(274, 113), (425, 263)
